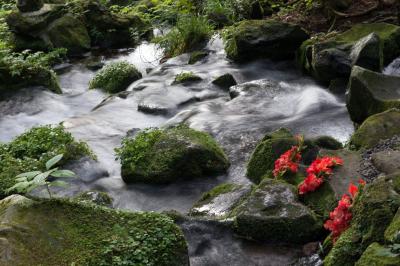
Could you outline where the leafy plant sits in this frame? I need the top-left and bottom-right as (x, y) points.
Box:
(154, 15), (213, 57)
(7, 154), (76, 198)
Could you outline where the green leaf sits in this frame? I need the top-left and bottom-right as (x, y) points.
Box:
(49, 180), (68, 188)
(33, 169), (54, 184)
(7, 181), (31, 193)
(46, 154), (63, 170)
(16, 171), (41, 180)
(15, 177), (28, 182)
(26, 182), (44, 192)
(51, 170), (76, 178)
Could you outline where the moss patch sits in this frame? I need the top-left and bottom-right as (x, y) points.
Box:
(355, 243), (400, 266)
(0, 195), (188, 266)
(89, 61), (142, 93)
(172, 71), (202, 85)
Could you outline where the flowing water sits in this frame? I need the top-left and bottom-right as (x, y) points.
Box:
(0, 36), (355, 265)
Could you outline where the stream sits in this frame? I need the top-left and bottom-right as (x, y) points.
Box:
(0, 36), (356, 265)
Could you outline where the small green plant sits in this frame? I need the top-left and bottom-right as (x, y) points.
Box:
(172, 71), (202, 84)
(7, 154), (76, 198)
(154, 15), (213, 57)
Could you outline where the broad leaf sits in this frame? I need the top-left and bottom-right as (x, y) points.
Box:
(33, 169), (55, 184)
(49, 180), (68, 188)
(16, 171), (41, 179)
(46, 154), (63, 170)
(7, 181), (31, 193)
(51, 170), (76, 178)
(15, 177), (28, 182)
(26, 182), (45, 192)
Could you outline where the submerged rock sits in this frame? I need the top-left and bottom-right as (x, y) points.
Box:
(117, 125), (230, 184)
(350, 109), (400, 149)
(224, 19), (309, 62)
(212, 73), (237, 90)
(190, 183), (251, 219)
(298, 23), (400, 85)
(89, 61), (142, 93)
(233, 179), (322, 243)
(346, 66), (400, 123)
(0, 195), (189, 265)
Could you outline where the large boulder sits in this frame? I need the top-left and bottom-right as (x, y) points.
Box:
(298, 23), (400, 85)
(350, 109), (400, 149)
(324, 175), (400, 266)
(116, 125), (230, 184)
(0, 195), (189, 265)
(385, 207), (400, 244)
(223, 19), (309, 62)
(346, 66), (400, 124)
(233, 179), (322, 243)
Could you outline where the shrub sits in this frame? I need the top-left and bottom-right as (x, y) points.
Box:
(154, 15), (213, 57)
(0, 125), (94, 198)
(89, 61), (142, 93)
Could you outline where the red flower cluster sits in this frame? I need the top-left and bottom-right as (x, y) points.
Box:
(273, 146), (301, 178)
(324, 179), (366, 242)
(298, 156), (343, 195)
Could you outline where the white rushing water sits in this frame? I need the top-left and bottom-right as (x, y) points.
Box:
(0, 35), (355, 266)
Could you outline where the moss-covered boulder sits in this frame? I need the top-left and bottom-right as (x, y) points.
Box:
(212, 73), (237, 90)
(116, 125), (230, 184)
(246, 128), (319, 184)
(350, 109), (400, 149)
(188, 50), (208, 64)
(172, 72), (202, 85)
(223, 19), (309, 62)
(190, 183), (251, 219)
(298, 23), (400, 85)
(17, 0), (44, 12)
(346, 66), (400, 124)
(385, 207), (400, 244)
(233, 179), (322, 243)
(74, 190), (113, 207)
(324, 176), (400, 266)
(0, 195), (189, 265)
(89, 61), (142, 93)
(355, 243), (400, 266)
(0, 125), (93, 199)
(312, 136), (343, 150)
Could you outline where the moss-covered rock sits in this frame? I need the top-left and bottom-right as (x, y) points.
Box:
(0, 195), (189, 265)
(223, 19), (309, 62)
(324, 176), (400, 266)
(0, 125), (94, 199)
(312, 136), (343, 150)
(355, 243), (400, 266)
(116, 125), (230, 184)
(346, 66), (400, 124)
(385, 207), (400, 244)
(246, 128), (319, 184)
(190, 183), (251, 219)
(89, 61), (142, 93)
(297, 23), (400, 85)
(212, 73), (237, 90)
(188, 50), (208, 64)
(74, 190), (113, 207)
(350, 109), (400, 149)
(172, 72), (202, 85)
(233, 179), (322, 243)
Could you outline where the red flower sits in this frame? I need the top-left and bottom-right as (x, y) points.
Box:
(348, 183), (358, 198)
(358, 178), (366, 186)
(298, 156), (343, 195)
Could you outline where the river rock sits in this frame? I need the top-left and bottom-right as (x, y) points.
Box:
(350, 109), (400, 149)
(0, 195), (189, 265)
(355, 242), (400, 266)
(324, 175), (400, 266)
(346, 66), (400, 124)
(298, 23), (400, 85)
(17, 0), (44, 12)
(188, 51), (208, 64)
(233, 179), (322, 244)
(224, 19), (309, 62)
(118, 125), (230, 184)
(246, 128), (319, 184)
(190, 183), (252, 219)
(212, 73), (237, 90)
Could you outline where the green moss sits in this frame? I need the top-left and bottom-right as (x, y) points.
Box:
(89, 61), (142, 93)
(197, 183), (239, 204)
(312, 136), (343, 150)
(188, 50), (208, 64)
(385, 208), (400, 244)
(0, 196), (188, 266)
(74, 191), (113, 207)
(324, 177), (400, 265)
(355, 243), (400, 266)
(350, 109), (400, 150)
(0, 125), (94, 198)
(172, 71), (202, 85)
(116, 124), (230, 183)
